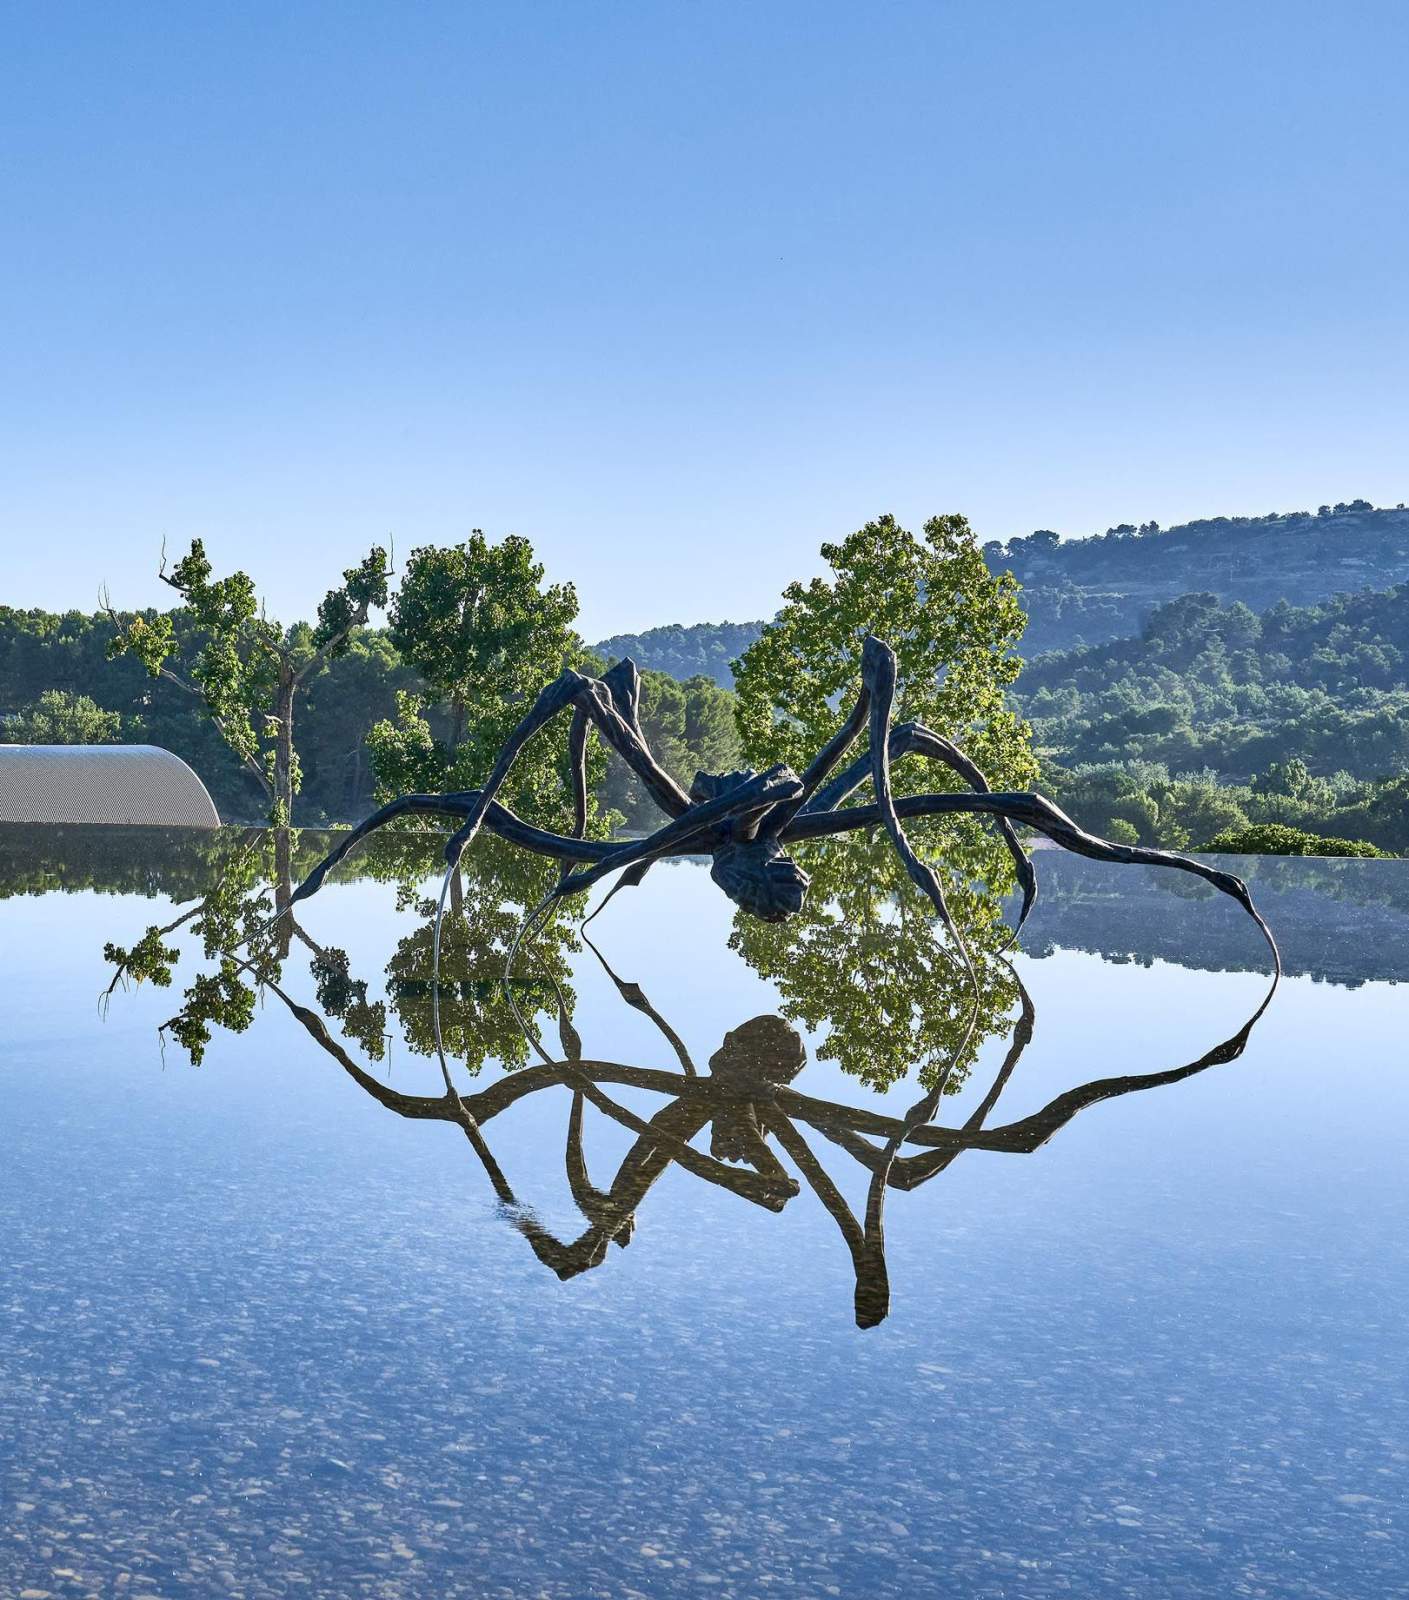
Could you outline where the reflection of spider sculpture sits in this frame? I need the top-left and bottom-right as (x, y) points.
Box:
(264, 935), (1276, 1329)
(287, 636), (1279, 969)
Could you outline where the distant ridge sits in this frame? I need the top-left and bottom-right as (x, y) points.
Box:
(992, 500), (1409, 656)
(593, 501), (1409, 683)
(591, 619), (766, 687)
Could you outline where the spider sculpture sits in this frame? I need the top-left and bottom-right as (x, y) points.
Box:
(288, 634), (1280, 972)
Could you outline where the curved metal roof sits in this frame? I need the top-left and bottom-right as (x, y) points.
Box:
(0, 744), (221, 828)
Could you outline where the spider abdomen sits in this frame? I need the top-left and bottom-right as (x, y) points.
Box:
(709, 834), (810, 923)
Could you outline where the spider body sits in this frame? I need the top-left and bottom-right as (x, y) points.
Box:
(706, 822), (811, 923)
(288, 635), (1279, 977)
(683, 765), (810, 922)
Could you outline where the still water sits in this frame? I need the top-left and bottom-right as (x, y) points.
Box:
(1, 825), (1406, 1599)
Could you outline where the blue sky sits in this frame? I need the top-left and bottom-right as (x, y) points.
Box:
(2, 1), (1406, 640)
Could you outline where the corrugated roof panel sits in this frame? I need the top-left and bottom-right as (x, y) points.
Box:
(0, 745), (221, 828)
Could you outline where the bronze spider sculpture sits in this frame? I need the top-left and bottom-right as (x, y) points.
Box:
(288, 635), (1280, 974)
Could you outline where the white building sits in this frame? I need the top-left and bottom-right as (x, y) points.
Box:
(0, 745), (221, 827)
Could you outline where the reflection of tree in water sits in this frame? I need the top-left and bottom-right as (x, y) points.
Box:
(1018, 851), (1409, 986)
(308, 947), (388, 1062)
(377, 835), (578, 1073)
(731, 826), (1020, 1091)
(103, 829), (296, 1062)
(101, 826), (579, 1073)
(0, 821), (256, 903)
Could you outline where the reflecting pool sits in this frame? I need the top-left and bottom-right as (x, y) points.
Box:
(1, 824), (1406, 1598)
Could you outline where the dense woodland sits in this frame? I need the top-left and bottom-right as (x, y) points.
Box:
(992, 500), (1409, 655)
(0, 606), (739, 829)
(1007, 516), (1409, 855)
(4, 500), (1409, 853)
(1018, 584), (1409, 773)
(591, 619), (765, 688)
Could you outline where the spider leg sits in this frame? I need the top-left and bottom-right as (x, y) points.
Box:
(551, 1090), (795, 1278)
(811, 971), (1037, 1193)
(442, 665), (692, 872)
(582, 930), (699, 1074)
(973, 979), (1276, 1154)
(292, 657), (716, 920)
(784, 790), (1282, 976)
(860, 637), (961, 938)
(287, 792), (477, 905)
(809, 721), (1038, 938)
(286, 791), (620, 911)
(563, 656), (681, 900)
(897, 726), (1036, 937)
(754, 636), (1035, 936)
(500, 769), (803, 1031)
(886, 967), (1035, 1188)
(779, 971), (1275, 1167)
(565, 1091), (633, 1245)
(438, 671), (580, 870)
(825, 646), (991, 1193)
(756, 634), (887, 840)
(762, 1110), (889, 1328)
(600, 655), (645, 727)
(563, 706), (591, 856)
(562, 657), (668, 867)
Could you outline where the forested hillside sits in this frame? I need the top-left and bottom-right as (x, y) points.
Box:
(1009, 583), (1409, 856)
(0, 608), (738, 827)
(591, 619), (765, 686)
(7, 501), (1409, 851)
(1016, 585), (1409, 779)
(592, 501), (1409, 681)
(588, 502), (1409, 856)
(992, 500), (1409, 654)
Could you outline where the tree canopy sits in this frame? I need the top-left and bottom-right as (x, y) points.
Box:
(369, 532), (599, 833)
(1, 688), (120, 744)
(733, 512), (1038, 890)
(104, 539), (389, 823)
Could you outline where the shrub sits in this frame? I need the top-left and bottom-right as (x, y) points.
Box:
(1204, 823), (1393, 858)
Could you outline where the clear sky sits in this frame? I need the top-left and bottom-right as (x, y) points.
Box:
(2, 1), (1406, 640)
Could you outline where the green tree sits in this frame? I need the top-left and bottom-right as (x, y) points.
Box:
(296, 629), (420, 820)
(727, 513), (1034, 1089)
(1, 688), (121, 744)
(1252, 756), (1335, 808)
(371, 532), (599, 832)
(104, 540), (390, 823)
(733, 512), (1037, 888)
(1160, 773), (1251, 848)
(1053, 760), (1170, 844)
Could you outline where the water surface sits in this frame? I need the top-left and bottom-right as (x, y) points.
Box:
(2, 827), (1406, 1598)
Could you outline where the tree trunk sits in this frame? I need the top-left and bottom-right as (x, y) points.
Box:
(273, 668), (297, 826)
